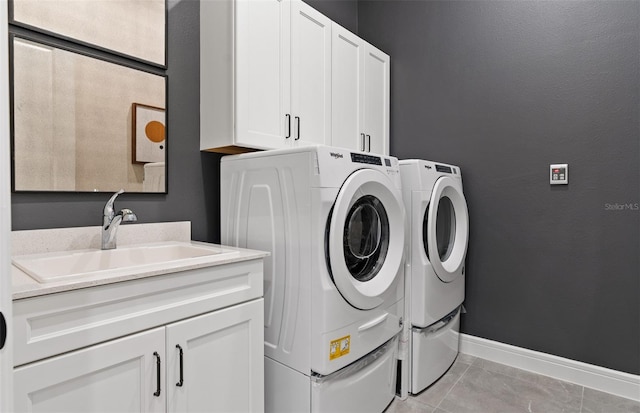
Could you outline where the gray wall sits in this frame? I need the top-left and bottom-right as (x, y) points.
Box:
(358, 0), (640, 374)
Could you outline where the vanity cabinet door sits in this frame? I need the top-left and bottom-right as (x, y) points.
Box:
(13, 327), (166, 413)
(166, 299), (264, 413)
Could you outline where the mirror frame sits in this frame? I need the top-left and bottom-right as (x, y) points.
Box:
(8, 0), (168, 69)
(9, 32), (169, 194)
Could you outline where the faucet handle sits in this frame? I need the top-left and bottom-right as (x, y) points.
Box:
(104, 189), (125, 217)
(118, 208), (138, 223)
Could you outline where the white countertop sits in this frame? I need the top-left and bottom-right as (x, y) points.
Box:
(12, 222), (268, 300)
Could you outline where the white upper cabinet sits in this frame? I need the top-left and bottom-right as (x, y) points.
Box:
(201, 0), (289, 152)
(201, 0), (388, 154)
(290, 1), (332, 146)
(235, 0), (291, 150)
(331, 23), (390, 155)
(331, 25), (364, 152)
(363, 44), (390, 155)
(201, 0), (331, 152)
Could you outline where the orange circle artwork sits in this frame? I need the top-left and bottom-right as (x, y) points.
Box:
(145, 121), (165, 143)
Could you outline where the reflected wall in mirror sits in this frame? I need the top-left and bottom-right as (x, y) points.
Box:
(11, 0), (166, 66)
(12, 37), (167, 193)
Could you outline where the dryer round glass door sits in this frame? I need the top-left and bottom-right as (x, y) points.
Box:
(327, 169), (405, 310)
(425, 177), (469, 282)
(422, 197), (456, 262)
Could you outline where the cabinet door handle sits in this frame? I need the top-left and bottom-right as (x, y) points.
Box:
(360, 133), (365, 151)
(366, 134), (371, 152)
(285, 114), (291, 139)
(176, 345), (184, 387)
(295, 116), (300, 140)
(0, 312), (6, 350)
(153, 351), (161, 397)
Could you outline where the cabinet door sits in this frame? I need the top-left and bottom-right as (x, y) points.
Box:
(363, 44), (390, 155)
(166, 299), (264, 413)
(290, 0), (332, 146)
(236, 0), (291, 149)
(13, 327), (165, 413)
(331, 23), (365, 152)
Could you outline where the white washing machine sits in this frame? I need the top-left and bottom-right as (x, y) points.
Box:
(221, 146), (406, 412)
(398, 159), (469, 395)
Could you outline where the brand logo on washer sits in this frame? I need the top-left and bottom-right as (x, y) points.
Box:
(329, 152), (344, 159)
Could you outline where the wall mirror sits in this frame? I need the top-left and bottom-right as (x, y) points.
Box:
(11, 36), (167, 193)
(10, 0), (166, 66)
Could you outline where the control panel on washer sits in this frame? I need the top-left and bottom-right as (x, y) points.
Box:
(351, 153), (383, 165)
(350, 153), (398, 176)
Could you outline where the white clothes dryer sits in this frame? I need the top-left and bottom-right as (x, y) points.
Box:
(399, 159), (469, 395)
(221, 146), (405, 412)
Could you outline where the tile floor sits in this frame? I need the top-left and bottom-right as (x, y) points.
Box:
(386, 354), (640, 413)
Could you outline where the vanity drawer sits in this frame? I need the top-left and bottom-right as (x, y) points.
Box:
(13, 259), (263, 366)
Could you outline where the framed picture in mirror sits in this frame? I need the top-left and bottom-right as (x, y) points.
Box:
(133, 103), (166, 164)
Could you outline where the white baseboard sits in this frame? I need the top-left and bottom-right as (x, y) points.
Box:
(459, 334), (640, 402)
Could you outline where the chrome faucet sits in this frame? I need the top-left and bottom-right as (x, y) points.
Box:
(102, 189), (137, 250)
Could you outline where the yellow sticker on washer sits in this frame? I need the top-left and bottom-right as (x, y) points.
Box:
(329, 335), (350, 360)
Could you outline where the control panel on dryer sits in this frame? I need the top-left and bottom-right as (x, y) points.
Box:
(434, 164), (458, 174)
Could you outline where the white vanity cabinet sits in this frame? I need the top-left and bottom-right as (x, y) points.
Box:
(14, 327), (167, 413)
(166, 300), (263, 412)
(12, 258), (265, 413)
(201, 0), (332, 153)
(331, 23), (390, 155)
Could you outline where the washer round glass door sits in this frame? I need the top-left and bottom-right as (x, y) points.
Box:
(425, 177), (469, 282)
(327, 169), (405, 310)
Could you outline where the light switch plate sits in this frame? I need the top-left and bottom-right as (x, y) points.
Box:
(550, 164), (568, 185)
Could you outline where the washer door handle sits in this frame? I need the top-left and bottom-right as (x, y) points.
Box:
(358, 314), (388, 332)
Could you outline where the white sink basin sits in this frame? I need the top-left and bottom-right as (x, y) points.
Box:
(13, 242), (240, 283)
